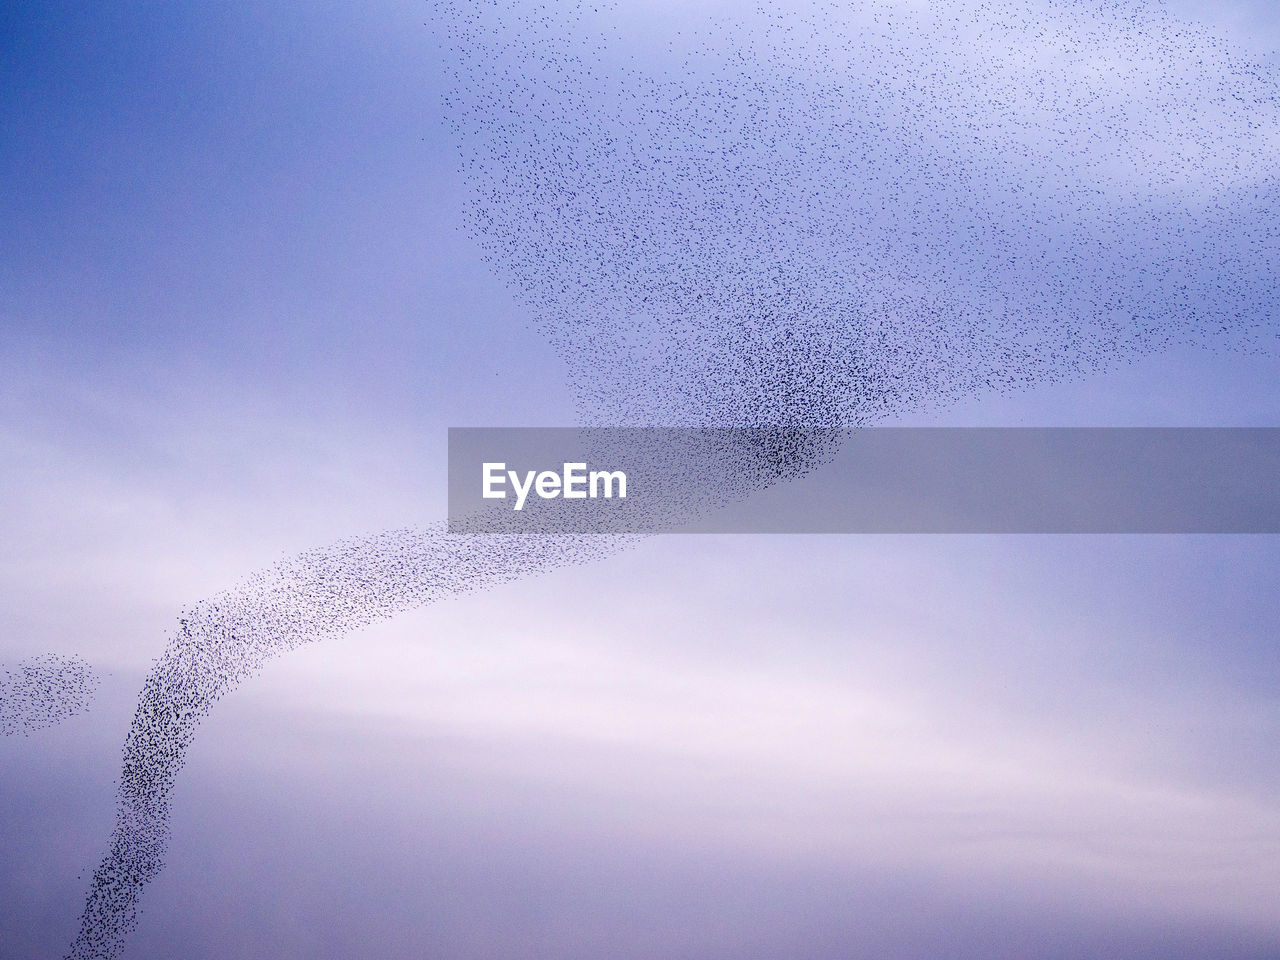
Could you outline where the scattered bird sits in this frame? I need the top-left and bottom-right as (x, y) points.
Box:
(65, 1), (1278, 956)
(0, 655), (98, 738)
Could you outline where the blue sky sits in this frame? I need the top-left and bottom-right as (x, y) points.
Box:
(2, 1), (1279, 957)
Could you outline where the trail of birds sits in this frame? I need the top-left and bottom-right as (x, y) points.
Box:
(66, 526), (632, 959)
(66, 1), (1276, 956)
(0, 655), (98, 738)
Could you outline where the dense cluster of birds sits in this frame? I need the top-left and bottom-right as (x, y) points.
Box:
(64, 0), (1276, 956)
(439, 0), (1275, 428)
(0, 655), (98, 738)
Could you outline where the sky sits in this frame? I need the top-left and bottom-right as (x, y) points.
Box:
(2, 1), (1279, 958)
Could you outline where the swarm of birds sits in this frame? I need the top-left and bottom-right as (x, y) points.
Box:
(0, 655), (98, 738)
(64, 1), (1277, 956)
(439, 0), (1275, 428)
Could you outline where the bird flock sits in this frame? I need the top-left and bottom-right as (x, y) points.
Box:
(438, 0), (1276, 429)
(56, 0), (1278, 956)
(0, 655), (98, 738)
(65, 526), (628, 958)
